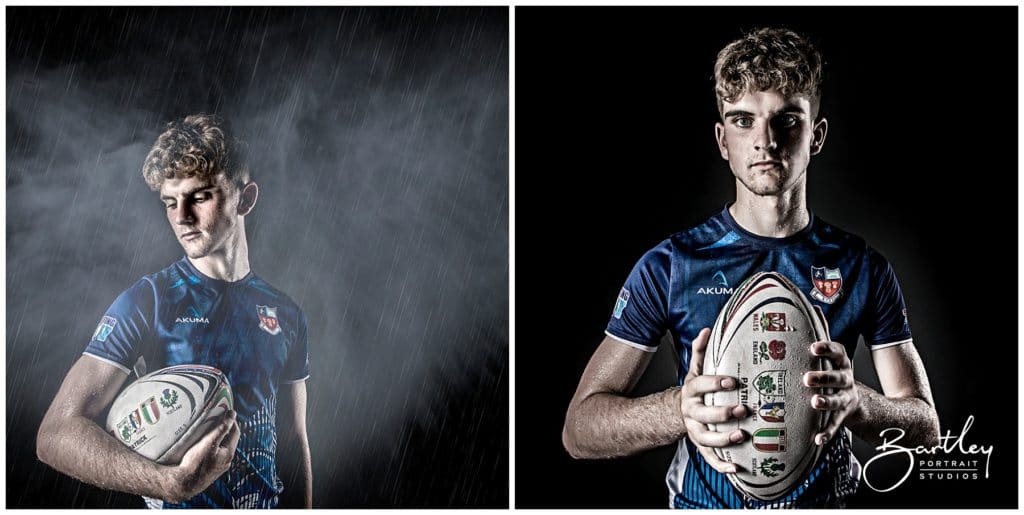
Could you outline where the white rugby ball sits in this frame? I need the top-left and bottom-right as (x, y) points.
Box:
(703, 271), (832, 501)
(105, 364), (233, 464)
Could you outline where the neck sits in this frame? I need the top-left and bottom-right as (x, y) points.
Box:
(189, 227), (251, 282)
(729, 181), (809, 238)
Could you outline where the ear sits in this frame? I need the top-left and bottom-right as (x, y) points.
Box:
(714, 122), (729, 161)
(810, 117), (828, 156)
(237, 182), (259, 216)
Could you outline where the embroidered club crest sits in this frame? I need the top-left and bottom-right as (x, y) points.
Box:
(257, 305), (282, 335)
(811, 266), (843, 304)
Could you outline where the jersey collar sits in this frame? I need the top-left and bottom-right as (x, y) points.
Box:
(721, 204), (815, 249)
(178, 256), (255, 288)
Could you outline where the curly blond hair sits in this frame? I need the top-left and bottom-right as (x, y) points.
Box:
(714, 27), (824, 118)
(142, 114), (250, 191)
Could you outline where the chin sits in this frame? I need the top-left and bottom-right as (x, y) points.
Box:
(740, 172), (795, 196)
(181, 243), (210, 259)
(742, 181), (785, 197)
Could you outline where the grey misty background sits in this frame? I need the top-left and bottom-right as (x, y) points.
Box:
(7, 7), (508, 507)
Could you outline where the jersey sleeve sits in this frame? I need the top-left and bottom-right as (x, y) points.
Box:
(83, 278), (156, 374)
(604, 240), (672, 352)
(282, 309), (310, 383)
(861, 249), (913, 350)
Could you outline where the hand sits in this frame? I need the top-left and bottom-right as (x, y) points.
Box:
(803, 341), (859, 446)
(163, 410), (240, 503)
(680, 327), (749, 474)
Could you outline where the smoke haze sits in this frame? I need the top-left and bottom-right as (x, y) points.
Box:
(7, 7), (508, 507)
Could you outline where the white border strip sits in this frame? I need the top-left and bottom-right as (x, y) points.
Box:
(281, 374), (311, 384)
(81, 352), (132, 375)
(508, 3), (516, 508)
(604, 331), (658, 353)
(869, 338), (913, 351)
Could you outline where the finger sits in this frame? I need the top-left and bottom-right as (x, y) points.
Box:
(686, 403), (749, 424)
(814, 412), (848, 446)
(205, 411), (236, 445)
(180, 412), (235, 466)
(810, 341), (851, 369)
(220, 418), (241, 451)
(802, 370), (854, 389)
(687, 328), (712, 376)
(809, 390), (853, 412)
(686, 422), (745, 448)
(683, 374), (740, 396)
(208, 410), (233, 443)
(695, 443), (738, 474)
(210, 423), (241, 473)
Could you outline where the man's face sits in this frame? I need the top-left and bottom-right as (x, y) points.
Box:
(159, 173), (242, 259)
(715, 89), (826, 196)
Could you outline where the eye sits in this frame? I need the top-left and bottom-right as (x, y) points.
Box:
(774, 114), (799, 129)
(193, 192), (211, 203)
(164, 202), (176, 210)
(733, 116), (753, 129)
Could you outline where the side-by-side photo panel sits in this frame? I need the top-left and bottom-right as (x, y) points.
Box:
(8, 6), (508, 508)
(515, 6), (1016, 509)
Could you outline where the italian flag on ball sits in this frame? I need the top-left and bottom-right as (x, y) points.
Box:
(753, 428), (786, 452)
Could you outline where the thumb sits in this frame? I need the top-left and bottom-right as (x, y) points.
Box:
(688, 328), (711, 377)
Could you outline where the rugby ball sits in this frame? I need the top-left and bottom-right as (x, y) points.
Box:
(703, 271), (832, 501)
(105, 364), (233, 464)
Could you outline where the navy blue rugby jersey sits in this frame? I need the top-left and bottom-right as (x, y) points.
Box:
(84, 257), (310, 509)
(605, 206), (912, 509)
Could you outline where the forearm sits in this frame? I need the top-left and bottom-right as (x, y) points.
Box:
(845, 381), (939, 447)
(298, 439), (312, 508)
(563, 386), (686, 459)
(37, 415), (173, 500)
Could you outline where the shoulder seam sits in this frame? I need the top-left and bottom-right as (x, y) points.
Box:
(142, 276), (159, 337)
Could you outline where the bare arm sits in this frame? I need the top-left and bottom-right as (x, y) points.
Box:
(36, 355), (240, 503)
(846, 343), (939, 447)
(279, 380), (313, 508)
(562, 335), (684, 459)
(562, 329), (746, 471)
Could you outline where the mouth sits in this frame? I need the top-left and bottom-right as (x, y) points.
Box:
(751, 160), (783, 170)
(180, 231), (202, 241)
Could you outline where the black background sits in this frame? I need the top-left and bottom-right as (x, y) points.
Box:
(515, 6), (1017, 508)
(7, 7), (507, 508)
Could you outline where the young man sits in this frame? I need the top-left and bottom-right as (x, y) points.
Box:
(36, 114), (313, 508)
(562, 28), (940, 508)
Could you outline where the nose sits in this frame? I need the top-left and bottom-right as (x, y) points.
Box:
(754, 122), (778, 152)
(173, 204), (195, 225)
